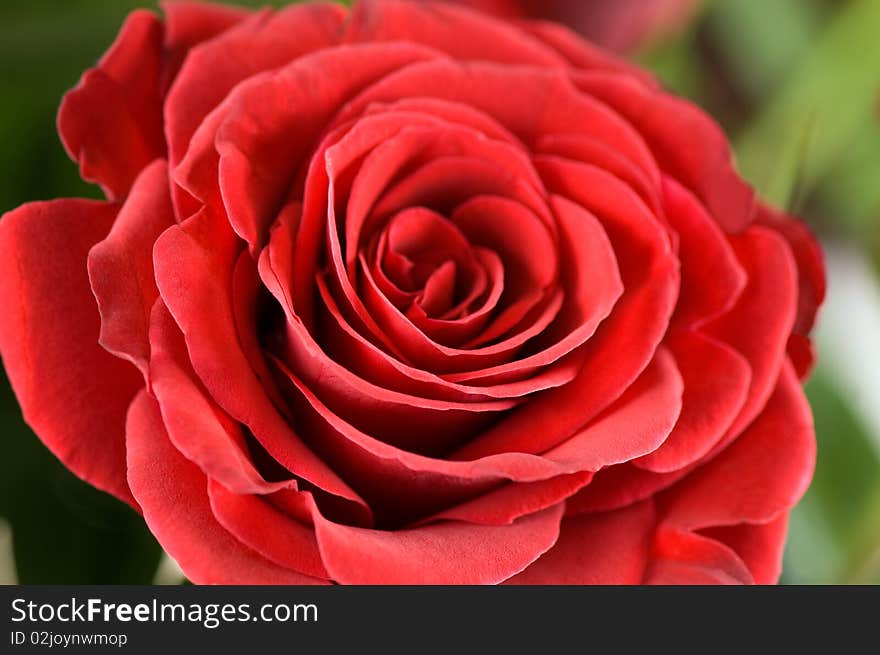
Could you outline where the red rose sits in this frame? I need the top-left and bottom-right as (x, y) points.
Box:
(0, 0), (824, 584)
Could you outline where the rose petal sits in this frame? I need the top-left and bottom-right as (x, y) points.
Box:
(257, 343), (681, 532)
(450, 196), (559, 335)
(0, 199), (142, 507)
(125, 390), (325, 584)
(629, 362), (811, 583)
(161, 0), (252, 80)
(313, 502), (564, 584)
(521, 17), (655, 81)
(345, 0), (565, 67)
(700, 514), (790, 584)
(165, 2), (347, 211)
(447, 193), (623, 384)
(705, 225), (798, 443)
(259, 210), (520, 455)
(334, 113), (546, 271)
(339, 60), (660, 186)
(317, 261), (572, 401)
(541, 346), (683, 469)
(208, 479), (329, 580)
(148, 299), (295, 496)
(756, 204), (825, 378)
(571, 359), (811, 521)
(646, 528), (753, 584)
(575, 72), (755, 233)
(535, 133), (662, 215)
(663, 176), (746, 326)
(152, 208), (369, 517)
(88, 159), (175, 379)
(658, 361), (815, 531)
(633, 328), (750, 473)
(565, 464), (686, 515)
(57, 11), (165, 199)
(455, 158), (676, 458)
(507, 500), (655, 584)
(214, 43), (440, 252)
(267, 344), (682, 521)
(422, 473), (592, 526)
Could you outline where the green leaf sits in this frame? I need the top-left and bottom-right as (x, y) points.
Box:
(814, 121), (880, 241)
(0, 372), (161, 584)
(734, 0), (880, 208)
(706, 0), (822, 102)
(784, 367), (880, 583)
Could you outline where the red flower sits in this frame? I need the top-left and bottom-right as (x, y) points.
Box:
(0, 0), (824, 584)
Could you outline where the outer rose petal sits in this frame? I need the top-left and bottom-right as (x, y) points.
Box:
(756, 204), (826, 378)
(633, 329), (750, 473)
(658, 362), (815, 531)
(756, 206), (825, 336)
(565, 463), (685, 515)
(147, 300), (298, 496)
(165, 1), (348, 215)
(336, 60), (661, 186)
(0, 200), (143, 507)
(705, 226), (798, 443)
(179, 42), (439, 254)
(153, 209), (370, 521)
(700, 514), (790, 585)
(648, 362), (814, 584)
(58, 3), (251, 202)
(507, 500), (656, 584)
(647, 528), (753, 584)
(161, 1), (253, 77)
(58, 11), (165, 200)
(575, 73), (755, 234)
(88, 159), (175, 379)
(208, 480), (330, 580)
(346, 0), (565, 67)
(312, 502), (565, 584)
(125, 389), (325, 585)
(663, 176), (746, 327)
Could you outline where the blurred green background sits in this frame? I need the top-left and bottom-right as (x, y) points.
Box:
(0, 0), (878, 584)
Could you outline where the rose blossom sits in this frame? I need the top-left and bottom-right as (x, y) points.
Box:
(0, 0), (824, 584)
